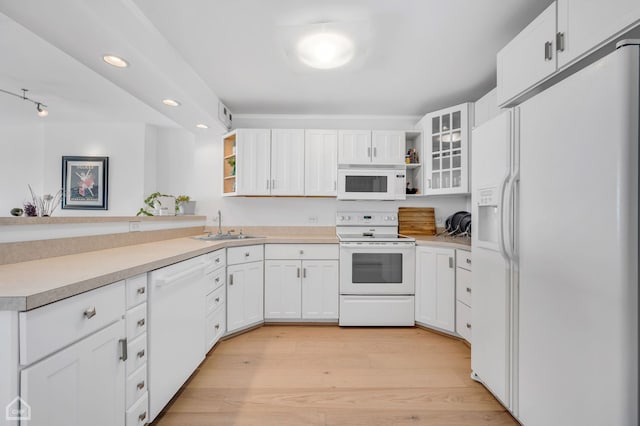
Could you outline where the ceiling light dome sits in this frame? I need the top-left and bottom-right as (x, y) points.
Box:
(297, 32), (354, 69)
(103, 55), (128, 68)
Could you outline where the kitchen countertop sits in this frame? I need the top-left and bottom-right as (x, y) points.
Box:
(0, 232), (468, 311)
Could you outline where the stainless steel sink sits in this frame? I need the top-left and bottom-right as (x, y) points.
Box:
(193, 234), (264, 241)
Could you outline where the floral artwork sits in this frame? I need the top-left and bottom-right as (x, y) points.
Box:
(62, 156), (109, 210)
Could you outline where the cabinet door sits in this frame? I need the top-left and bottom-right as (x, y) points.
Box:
(20, 320), (125, 426)
(271, 129), (305, 196)
(305, 129), (338, 196)
(496, 3), (557, 106)
(415, 247), (455, 332)
(236, 129), (271, 195)
(226, 264), (246, 333)
(302, 260), (339, 320)
(264, 260), (302, 319)
(422, 103), (471, 195)
(243, 261), (264, 326)
(371, 131), (406, 165)
(557, 0), (640, 67)
(338, 130), (372, 164)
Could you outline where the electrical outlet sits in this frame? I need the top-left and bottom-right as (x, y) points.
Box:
(436, 217), (443, 226)
(308, 216), (319, 224)
(129, 222), (141, 232)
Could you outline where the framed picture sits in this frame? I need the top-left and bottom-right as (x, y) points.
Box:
(61, 156), (109, 210)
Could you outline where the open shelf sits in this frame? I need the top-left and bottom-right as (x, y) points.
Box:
(223, 132), (237, 194)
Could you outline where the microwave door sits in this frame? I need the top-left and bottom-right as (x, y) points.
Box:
(345, 175), (388, 194)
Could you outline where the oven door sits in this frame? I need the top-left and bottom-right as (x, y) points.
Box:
(339, 242), (415, 294)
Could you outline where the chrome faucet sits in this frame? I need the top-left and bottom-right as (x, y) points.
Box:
(217, 210), (223, 235)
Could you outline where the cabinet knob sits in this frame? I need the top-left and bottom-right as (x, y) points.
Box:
(215, 324), (220, 329)
(466, 323), (472, 329)
(466, 258), (471, 265)
(83, 307), (96, 319)
(137, 287), (145, 295)
(215, 297), (220, 302)
(137, 349), (145, 359)
(137, 318), (146, 327)
(137, 381), (145, 390)
(138, 411), (147, 422)
(466, 287), (471, 293)
(215, 277), (220, 283)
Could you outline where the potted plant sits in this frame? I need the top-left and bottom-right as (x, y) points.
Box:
(227, 157), (236, 176)
(176, 195), (196, 215)
(137, 192), (176, 216)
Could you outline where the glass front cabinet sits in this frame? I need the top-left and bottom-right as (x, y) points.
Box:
(421, 103), (472, 195)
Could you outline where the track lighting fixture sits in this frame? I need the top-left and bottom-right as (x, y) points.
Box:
(0, 88), (49, 117)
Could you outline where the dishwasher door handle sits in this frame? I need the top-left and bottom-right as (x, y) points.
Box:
(154, 265), (205, 288)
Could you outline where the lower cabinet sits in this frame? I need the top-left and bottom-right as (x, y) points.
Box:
(264, 244), (339, 321)
(226, 245), (264, 333)
(455, 250), (472, 343)
(415, 246), (456, 333)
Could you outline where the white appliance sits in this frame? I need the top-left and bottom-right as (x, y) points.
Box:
(337, 211), (416, 326)
(337, 166), (406, 200)
(148, 256), (207, 421)
(471, 41), (638, 426)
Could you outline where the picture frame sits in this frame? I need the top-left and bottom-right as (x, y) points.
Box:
(61, 156), (109, 210)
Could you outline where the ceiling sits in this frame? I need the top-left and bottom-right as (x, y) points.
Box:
(0, 0), (554, 128)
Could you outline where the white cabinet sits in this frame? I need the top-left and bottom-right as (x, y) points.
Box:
(227, 245), (264, 333)
(305, 129), (338, 196)
(204, 249), (226, 352)
(235, 129), (271, 195)
(420, 103), (471, 195)
(455, 250), (472, 343)
(415, 246), (456, 333)
(497, 1), (640, 106)
(338, 130), (406, 165)
(264, 244), (339, 321)
(497, 3), (557, 107)
(557, 0), (640, 67)
(270, 129), (305, 196)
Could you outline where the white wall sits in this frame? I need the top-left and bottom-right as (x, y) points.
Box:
(154, 127), (196, 196)
(0, 125), (45, 215)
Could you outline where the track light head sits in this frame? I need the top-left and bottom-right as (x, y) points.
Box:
(36, 103), (48, 117)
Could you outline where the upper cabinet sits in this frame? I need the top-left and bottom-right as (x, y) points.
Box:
(305, 129), (338, 196)
(421, 103), (471, 195)
(232, 129), (271, 196)
(338, 130), (406, 165)
(271, 129), (305, 196)
(497, 1), (640, 106)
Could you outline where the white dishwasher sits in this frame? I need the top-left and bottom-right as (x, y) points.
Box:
(148, 255), (207, 421)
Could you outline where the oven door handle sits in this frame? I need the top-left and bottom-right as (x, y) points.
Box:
(340, 243), (415, 250)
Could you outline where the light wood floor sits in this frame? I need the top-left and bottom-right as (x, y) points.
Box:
(152, 325), (517, 426)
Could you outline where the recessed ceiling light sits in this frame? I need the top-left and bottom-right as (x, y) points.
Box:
(162, 99), (181, 107)
(102, 55), (128, 68)
(297, 32), (354, 69)
(196, 124), (208, 129)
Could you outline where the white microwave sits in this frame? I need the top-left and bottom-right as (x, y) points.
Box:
(337, 166), (406, 200)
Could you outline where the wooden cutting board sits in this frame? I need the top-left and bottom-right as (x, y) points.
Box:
(398, 207), (436, 235)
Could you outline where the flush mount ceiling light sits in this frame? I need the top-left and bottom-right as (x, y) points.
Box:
(162, 99), (181, 107)
(102, 55), (129, 68)
(195, 124), (208, 129)
(0, 88), (49, 117)
(297, 31), (354, 69)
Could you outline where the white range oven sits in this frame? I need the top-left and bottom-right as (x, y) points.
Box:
(337, 211), (415, 326)
(337, 166), (406, 200)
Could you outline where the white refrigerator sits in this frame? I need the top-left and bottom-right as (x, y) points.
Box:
(471, 41), (638, 426)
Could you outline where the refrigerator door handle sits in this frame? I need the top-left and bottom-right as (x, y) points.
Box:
(498, 173), (511, 262)
(506, 169), (520, 262)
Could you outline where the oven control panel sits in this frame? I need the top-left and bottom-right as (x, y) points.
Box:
(336, 211), (398, 226)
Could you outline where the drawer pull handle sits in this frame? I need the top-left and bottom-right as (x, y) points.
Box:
(229, 274), (234, 285)
(84, 307), (96, 319)
(215, 277), (220, 283)
(137, 381), (145, 390)
(139, 411), (147, 422)
(466, 287), (471, 293)
(299, 250), (304, 255)
(137, 318), (146, 327)
(297, 268), (301, 278)
(466, 323), (472, 329)
(244, 252), (250, 257)
(214, 324), (220, 329)
(215, 297), (220, 302)
(137, 349), (145, 359)
(137, 287), (146, 295)
(466, 258), (471, 265)
(215, 258), (220, 263)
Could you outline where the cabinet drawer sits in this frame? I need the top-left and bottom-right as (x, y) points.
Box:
(203, 248), (226, 272)
(456, 268), (472, 307)
(227, 245), (263, 265)
(265, 244), (339, 260)
(126, 274), (148, 310)
(456, 250), (472, 270)
(19, 281), (125, 365)
(205, 267), (225, 294)
(126, 391), (149, 426)
(206, 306), (226, 351)
(126, 303), (147, 340)
(206, 285), (225, 316)
(126, 333), (147, 376)
(126, 364), (147, 409)
(456, 300), (472, 343)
